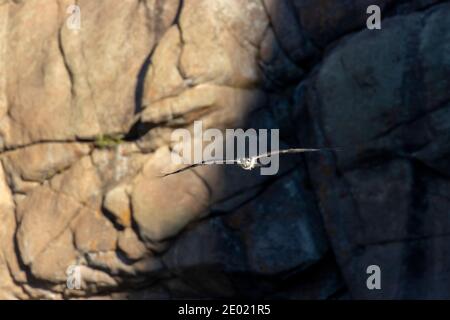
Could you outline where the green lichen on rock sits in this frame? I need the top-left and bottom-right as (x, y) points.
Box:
(94, 134), (124, 149)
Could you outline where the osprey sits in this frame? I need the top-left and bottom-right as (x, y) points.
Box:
(161, 147), (338, 177)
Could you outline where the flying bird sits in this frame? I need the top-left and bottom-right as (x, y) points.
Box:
(160, 147), (339, 177)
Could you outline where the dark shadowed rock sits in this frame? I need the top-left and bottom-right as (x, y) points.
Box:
(303, 3), (450, 299)
(163, 169), (335, 298)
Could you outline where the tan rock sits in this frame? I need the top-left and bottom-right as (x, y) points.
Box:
(0, 162), (26, 299)
(16, 187), (83, 266)
(131, 147), (211, 242)
(50, 156), (102, 207)
(3, 143), (90, 182)
(73, 207), (118, 253)
(179, 0), (267, 87)
(86, 251), (163, 275)
(117, 228), (147, 261)
(1, 0), (180, 147)
(3, 173), (40, 195)
(90, 145), (149, 186)
(143, 26), (185, 104)
(142, 84), (267, 129)
(103, 185), (132, 228)
(65, 265), (118, 295)
(1, 0), (75, 146)
(30, 229), (78, 283)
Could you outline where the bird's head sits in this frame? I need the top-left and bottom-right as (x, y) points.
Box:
(238, 157), (257, 170)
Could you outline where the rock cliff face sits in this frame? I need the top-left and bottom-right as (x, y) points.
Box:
(0, 0), (449, 299)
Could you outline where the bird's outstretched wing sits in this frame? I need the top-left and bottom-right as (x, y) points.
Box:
(254, 147), (340, 160)
(160, 147), (341, 177)
(160, 159), (240, 177)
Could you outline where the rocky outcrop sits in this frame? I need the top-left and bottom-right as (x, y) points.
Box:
(0, 0), (449, 299)
(303, 3), (450, 299)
